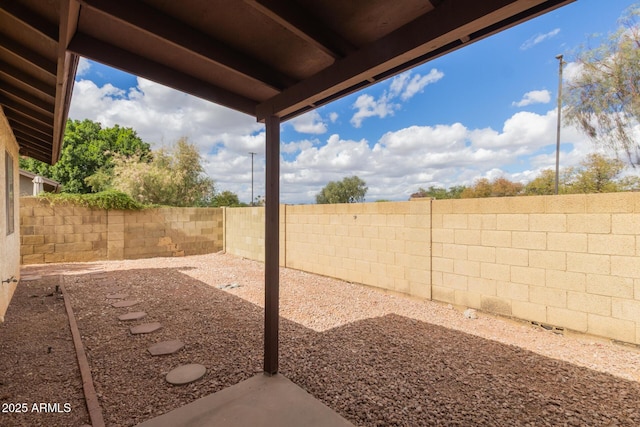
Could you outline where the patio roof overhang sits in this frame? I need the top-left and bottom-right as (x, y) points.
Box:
(1, 0), (575, 376)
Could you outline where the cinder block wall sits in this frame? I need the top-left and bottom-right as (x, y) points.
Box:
(432, 193), (640, 345)
(20, 198), (223, 263)
(285, 201), (431, 299)
(224, 206), (285, 264)
(21, 198), (108, 263)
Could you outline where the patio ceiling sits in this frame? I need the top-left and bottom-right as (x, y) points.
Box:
(1, 0), (574, 165)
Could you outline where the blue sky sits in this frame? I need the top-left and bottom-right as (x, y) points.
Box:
(69, 0), (640, 204)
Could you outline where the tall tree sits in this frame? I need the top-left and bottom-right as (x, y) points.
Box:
(569, 153), (626, 193)
(564, 4), (640, 164)
(110, 137), (215, 206)
(20, 119), (151, 193)
(316, 176), (367, 204)
(461, 177), (523, 198)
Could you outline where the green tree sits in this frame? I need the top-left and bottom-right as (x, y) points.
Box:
(20, 119), (151, 193)
(410, 185), (466, 199)
(110, 137), (215, 206)
(461, 177), (523, 198)
(316, 176), (367, 204)
(564, 4), (640, 164)
(568, 153), (626, 193)
(210, 190), (241, 207)
(524, 169), (557, 195)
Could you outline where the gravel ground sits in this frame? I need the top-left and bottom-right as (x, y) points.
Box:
(0, 276), (89, 427)
(3, 252), (640, 426)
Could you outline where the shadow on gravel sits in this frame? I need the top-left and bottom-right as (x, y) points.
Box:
(6, 266), (640, 427)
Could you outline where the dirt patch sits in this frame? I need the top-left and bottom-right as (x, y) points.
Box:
(0, 277), (89, 427)
(2, 253), (640, 426)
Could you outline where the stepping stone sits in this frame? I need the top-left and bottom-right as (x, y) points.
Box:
(130, 322), (162, 334)
(166, 364), (206, 385)
(106, 293), (128, 299)
(118, 311), (147, 321)
(148, 340), (185, 356)
(112, 300), (140, 308)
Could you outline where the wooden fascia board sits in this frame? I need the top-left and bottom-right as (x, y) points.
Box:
(52, 0), (80, 165)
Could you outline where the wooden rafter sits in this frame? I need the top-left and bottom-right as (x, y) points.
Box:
(256, 0), (567, 121)
(78, 0), (296, 91)
(67, 33), (258, 116)
(244, 0), (356, 59)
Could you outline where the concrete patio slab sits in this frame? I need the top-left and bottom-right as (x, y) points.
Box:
(135, 373), (354, 427)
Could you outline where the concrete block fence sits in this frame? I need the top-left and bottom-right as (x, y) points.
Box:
(19, 193), (640, 345)
(20, 197), (223, 264)
(224, 194), (640, 346)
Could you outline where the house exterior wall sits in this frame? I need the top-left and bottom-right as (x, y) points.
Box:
(0, 107), (20, 322)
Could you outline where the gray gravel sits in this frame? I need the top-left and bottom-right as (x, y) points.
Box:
(9, 253), (640, 426)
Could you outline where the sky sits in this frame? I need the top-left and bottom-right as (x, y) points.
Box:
(68, 0), (640, 204)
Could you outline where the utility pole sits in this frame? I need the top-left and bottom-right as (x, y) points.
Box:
(249, 152), (256, 206)
(555, 54), (564, 195)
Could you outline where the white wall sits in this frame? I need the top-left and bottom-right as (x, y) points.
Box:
(0, 107), (21, 321)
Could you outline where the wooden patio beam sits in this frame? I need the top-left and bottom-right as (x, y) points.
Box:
(0, 0), (59, 41)
(78, 0), (297, 91)
(244, 0), (356, 59)
(256, 0), (570, 121)
(67, 33), (258, 117)
(264, 114), (280, 376)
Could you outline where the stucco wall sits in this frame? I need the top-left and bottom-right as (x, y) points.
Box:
(0, 107), (20, 322)
(20, 198), (223, 263)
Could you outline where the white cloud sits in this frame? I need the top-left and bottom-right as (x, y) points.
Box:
(328, 112), (339, 123)
(76, 58), (91, 76)
(68, 76), (264, 201)
(563, 61), (584, 83)
(350, 93), (398, 128)
(400, 69), (444, 101)
(289, 110), (327, 134)
(67, 71), (596, 205)
(350, 69), (443, 128)
(282, 109), (594, 202)
(512, 90), (552, 107)
(520, 28), (561, 50)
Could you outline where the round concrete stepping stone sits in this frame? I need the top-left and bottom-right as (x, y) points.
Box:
(106, 293), (128, 299)
(166, 364), (206, 385)
(118, 311), (147, 321)
(130, 322), (162, 334)
(148, 340), (185, 356)
(112, 300), (140, 308)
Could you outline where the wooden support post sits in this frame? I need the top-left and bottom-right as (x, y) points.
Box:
(264, 114), (280, 375)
